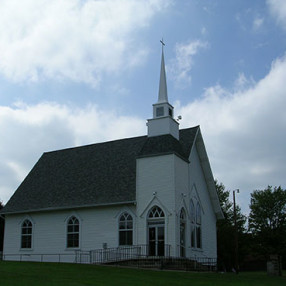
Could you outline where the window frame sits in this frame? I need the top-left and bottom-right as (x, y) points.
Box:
(156, 106), (164, 117)
(196, 202), (202, 249)
(190, 200), (202, 249)
(66, 216), (80, 249)
(118, 212), (133, 246)
(21, 219), (33, 249)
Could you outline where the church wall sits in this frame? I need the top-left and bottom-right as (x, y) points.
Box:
(174, 155), (189, 257)
(136, 154), (177, 255)
(3, 204), (136, 262)
(188, 144), (217, 259)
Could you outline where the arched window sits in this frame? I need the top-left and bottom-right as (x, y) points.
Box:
(196, 203), (202, 248)
(67, 216), (79, 248)
(190, 200), (195, 223)
(180, 208), (186, 257)
(119, 212), (133, 246)
(190, 200), (202, 249)
(21, 219), (33, 249)
(148, 206), (165, 218)
(196, 203), (201, 225)
(190, 200), (195, 248)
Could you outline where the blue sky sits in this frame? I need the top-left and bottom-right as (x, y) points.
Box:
(1, 0), (286, 215)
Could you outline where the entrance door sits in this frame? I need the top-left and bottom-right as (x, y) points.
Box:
(148, 225), (165, 256)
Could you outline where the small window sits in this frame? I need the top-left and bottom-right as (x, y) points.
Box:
(156, 107), (164, 117)
(21, 219), (32, 249)
(169, 108), (173, 117)
(67, 216), (79, 248)
(119, 212), (133, 246)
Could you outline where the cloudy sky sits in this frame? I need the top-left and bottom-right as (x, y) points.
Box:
(0, 0), (285, 215)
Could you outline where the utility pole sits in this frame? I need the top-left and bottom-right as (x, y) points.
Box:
(233, 189), (239, 274)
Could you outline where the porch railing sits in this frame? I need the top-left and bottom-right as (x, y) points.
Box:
(76, 244), (171, 264)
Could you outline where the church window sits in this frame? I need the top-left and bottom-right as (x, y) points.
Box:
(190, 200), (202, 249)
(148, 206), (165, 218)
(180, 208), (186, 257)
(196, 203), (202, 249)
(169, 108), (173, 117)
(67, 216), (79, 248)
(190, 200), (195, 223)
(119, 212), (133, 246)
(190, 200), (195, 247)
(156, 107), (164, 117)
(21, 219), (33, 249)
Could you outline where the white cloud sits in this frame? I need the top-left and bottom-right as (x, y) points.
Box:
(168, 40), (208, 88)
(177, 54), (286, 214)
(0, 102), (145, 203)
(234, 73), (255, 91)
(267, 0), (286, 29)
(1, 55), (286, 214)
(0, 0), (170, 86)
(253, 16), (264, 31)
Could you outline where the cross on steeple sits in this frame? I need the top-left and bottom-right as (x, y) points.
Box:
(160, 38), (165, 51)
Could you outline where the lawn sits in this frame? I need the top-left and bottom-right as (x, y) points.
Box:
(0, 261), (285, 286)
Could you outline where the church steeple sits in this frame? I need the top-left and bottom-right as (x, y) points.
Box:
(158, 40), (168, 103)
(147, 40), (179, 140)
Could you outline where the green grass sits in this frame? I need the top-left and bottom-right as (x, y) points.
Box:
(0, 261), (285, 286)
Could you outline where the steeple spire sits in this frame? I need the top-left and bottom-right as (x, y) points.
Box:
(146, 39), (179, 140)
(158, 39), (168, 103)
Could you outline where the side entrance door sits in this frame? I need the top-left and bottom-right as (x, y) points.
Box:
(148, 224), (165, 256)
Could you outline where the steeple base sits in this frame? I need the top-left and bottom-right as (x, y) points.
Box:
(147, 116), (179, 140)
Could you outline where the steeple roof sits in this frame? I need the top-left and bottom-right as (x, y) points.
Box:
(158, 42), (168, 103)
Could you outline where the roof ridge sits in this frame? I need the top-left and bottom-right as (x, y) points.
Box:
(44, 134), (148, 154)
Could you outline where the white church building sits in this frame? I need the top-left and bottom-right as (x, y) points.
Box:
(1, 45), (223, 264)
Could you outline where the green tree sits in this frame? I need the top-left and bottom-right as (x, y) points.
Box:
(216, 181), (246, 271)
(248, 186), (286, 260)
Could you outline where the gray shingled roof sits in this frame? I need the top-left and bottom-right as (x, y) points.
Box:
(2, 126), (199, 214)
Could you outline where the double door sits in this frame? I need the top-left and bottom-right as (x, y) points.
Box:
(148, 224), (165, 256)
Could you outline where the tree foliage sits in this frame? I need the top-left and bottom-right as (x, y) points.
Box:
(216, 181), (246, 271)
(248, 186), (286, 258)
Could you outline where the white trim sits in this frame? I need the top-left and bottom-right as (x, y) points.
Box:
(190, 184), (205, 215)
(139, 196), (171, 218)
(19, 217), (34, 251)
(117, 211), (134, 247)
(65, 215), (81, 250)
(176, 194), (190, 220)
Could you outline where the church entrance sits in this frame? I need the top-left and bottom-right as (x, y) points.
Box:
(147, 206), (165, 256)
(148, 223), (165, 256)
